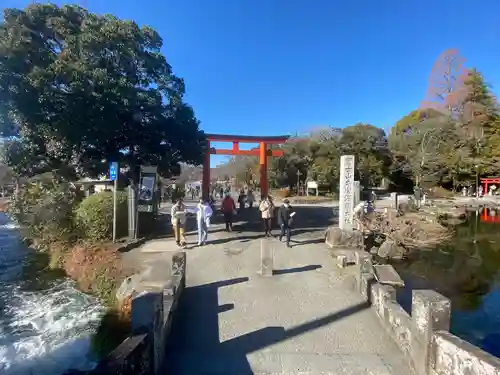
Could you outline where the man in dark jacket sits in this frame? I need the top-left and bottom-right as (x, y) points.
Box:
(278, 199), (294, 248)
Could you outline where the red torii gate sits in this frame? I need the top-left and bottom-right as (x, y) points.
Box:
(202, 134), (289, 199)
(480, 177), (500, 194)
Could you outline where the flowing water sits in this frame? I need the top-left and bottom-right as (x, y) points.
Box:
(393, 208), (500, 358)
(0, 214), (105, 375)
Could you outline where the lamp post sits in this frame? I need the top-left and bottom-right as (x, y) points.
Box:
(475, 164), (479, 198)
(132, 107), (144, 240)
(296, 170), (302, 196)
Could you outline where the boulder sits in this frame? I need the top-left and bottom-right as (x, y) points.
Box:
(377, 239), (406, 260)
(325, 226), (364, 249)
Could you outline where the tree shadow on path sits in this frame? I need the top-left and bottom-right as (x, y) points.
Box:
(164, 277), (369, 374)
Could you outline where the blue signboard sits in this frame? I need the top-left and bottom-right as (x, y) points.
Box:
(109, 162), (118, 181)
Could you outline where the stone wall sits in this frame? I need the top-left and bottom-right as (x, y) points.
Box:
(89, 251), (186, 375)
(355, 258), (500, 375)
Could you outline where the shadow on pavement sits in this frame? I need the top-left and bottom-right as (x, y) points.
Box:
(272, 264), (322, 275)
(206, 228), (327, 246)
(164, 276), (369, 374)
(229, 205), (336, 234)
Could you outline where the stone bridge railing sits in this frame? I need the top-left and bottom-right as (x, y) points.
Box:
(353, 253), (500, 375)
(89, 252), (186, 375)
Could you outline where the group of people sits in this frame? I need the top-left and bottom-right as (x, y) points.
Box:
(237, 189), (256, 211)
(259, 195), (295, 247)
(170, 193), (296, 248)
(171, 197), (213, 247)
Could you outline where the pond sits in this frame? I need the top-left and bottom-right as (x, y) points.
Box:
(392, 208), (500, 358)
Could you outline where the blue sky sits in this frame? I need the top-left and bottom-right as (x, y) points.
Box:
(2, 0), (500, 167)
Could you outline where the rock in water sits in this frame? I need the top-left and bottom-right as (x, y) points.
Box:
(325, 226), (364, 249)
(116, 274), (142, 304)
(377, 239), (405, 260)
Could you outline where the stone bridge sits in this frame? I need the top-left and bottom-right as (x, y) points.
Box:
(161, 233), (411, 374)
(91, 203), (500, 375)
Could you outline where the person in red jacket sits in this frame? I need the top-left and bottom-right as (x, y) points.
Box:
(221, 192), (236, 232)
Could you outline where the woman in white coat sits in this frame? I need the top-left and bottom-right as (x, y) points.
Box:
(196, 198), (213, 246)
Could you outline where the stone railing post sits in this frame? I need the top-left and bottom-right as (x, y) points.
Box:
(171, 252), (186, 294)
(355, 252), (375, 302)
(260, 239), (274, 277)
(131, 291), (164, 375)
(411, 290), (451, 375)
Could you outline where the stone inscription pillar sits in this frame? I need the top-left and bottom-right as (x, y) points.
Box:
(339, 155), (355, 231)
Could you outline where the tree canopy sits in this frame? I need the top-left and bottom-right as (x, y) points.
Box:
(0, 4), (206, 181)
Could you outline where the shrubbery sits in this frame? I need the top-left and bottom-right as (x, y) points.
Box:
(9, 182), (83, 247)
(10, 182), (129, 244)
(426, 186), (454, 199)
(170, 186), (185, 202)
(75, 191), (128, 241)
(271, 188), (291, 198)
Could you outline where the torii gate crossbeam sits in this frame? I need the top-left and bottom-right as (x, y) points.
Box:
(203, 134), (289, 199)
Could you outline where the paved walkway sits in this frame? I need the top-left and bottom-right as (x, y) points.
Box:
(122, 205), (414, 375)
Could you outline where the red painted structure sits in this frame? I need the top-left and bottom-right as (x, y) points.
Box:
(480, 207), (500, 223)
(480, 178), (500, 194)
(203, 134), (289, 199)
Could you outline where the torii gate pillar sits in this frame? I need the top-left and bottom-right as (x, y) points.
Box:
(259, 142), (268, 198)
(202, 134), (289, 200)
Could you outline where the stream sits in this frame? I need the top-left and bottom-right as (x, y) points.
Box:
(0, 213), (105, 375)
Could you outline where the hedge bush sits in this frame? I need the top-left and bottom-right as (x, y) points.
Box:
(75, 191), (128, 241)
(171, 186), (185, 202)
(271, 188), (291, 198)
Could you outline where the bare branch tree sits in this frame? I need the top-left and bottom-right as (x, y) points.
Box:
(420, 49), (468, 117)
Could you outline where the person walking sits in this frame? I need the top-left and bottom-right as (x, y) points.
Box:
(196, 198), (213, 246)
(171, 197), (187, 248)
(237, 190), (246, 213)
(278, 198), (295, 248)
(221, 192), (236, 232)
(259, 195), (275, 237)
(247, 189), (255, 209)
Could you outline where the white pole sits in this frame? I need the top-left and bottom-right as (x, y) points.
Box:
(112, 163), (119, 243)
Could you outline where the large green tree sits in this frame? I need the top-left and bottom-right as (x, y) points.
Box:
(0, 4), (206, 180)
(265, 124), (390, 192)
(459, 69), (500, 176)
(337, 123), (391, 187)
